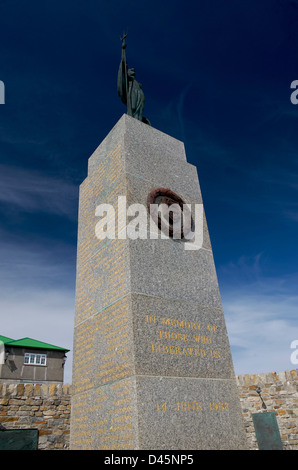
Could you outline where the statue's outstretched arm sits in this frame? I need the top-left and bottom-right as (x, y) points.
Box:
(117, 36), (129, 105)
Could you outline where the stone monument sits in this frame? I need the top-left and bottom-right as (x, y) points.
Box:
(70, 39), (248, 450)
(70, 114), (248, 450)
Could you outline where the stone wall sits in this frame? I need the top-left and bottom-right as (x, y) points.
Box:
(0, 369), (297, 450)
(236, 369), (298, 450)
(0, 383), (71, 450)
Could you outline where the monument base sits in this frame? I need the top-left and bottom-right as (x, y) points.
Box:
(70, 115), (248, 450)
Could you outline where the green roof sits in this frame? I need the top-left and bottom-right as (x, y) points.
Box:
(0, 336), (69, 352)
(0, 335), (14, 344)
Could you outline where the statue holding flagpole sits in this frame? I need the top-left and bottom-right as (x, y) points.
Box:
(117, 33), (150, 125)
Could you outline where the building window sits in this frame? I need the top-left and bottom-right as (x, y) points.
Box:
(24, 353), (47, 366)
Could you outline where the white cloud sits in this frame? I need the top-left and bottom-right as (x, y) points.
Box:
(219, 255), (298, 375)
(224, 293), (298, 375)
(2, 237), (297, 385)
(0, 285), (74, 384)
(0, 241), (75, 383)
(0, 164), (78, 218)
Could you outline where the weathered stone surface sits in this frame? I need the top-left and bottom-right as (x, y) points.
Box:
(135, 375), (247, 450)
(0, 383), (71, 450)
(70, 114), (248, 450)
(130, 293), (234, 380)
(1, 368), (298, 450)
(237, 369), (298, 450)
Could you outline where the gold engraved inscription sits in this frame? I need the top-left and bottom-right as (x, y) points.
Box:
(145, 313), (221, 361)
(156, 401), (229, 412)
(174, 402), (202, 412)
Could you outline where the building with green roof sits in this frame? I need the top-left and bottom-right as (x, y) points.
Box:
(0, 335), (69, 385)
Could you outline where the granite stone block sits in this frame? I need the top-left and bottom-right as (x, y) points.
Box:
(135, 375), (248, 450)
(70, 114), (248, 450)
(130, 293), (234, 380)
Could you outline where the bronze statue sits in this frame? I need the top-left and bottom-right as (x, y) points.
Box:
(117, 33), (150, 124)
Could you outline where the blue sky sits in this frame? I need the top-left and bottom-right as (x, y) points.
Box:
(1, 0), (298, 384)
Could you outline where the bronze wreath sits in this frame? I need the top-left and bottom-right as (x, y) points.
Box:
(147, 188), (193, 239)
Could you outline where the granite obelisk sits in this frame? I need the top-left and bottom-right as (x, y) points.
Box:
(70, 113), (248, 450)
